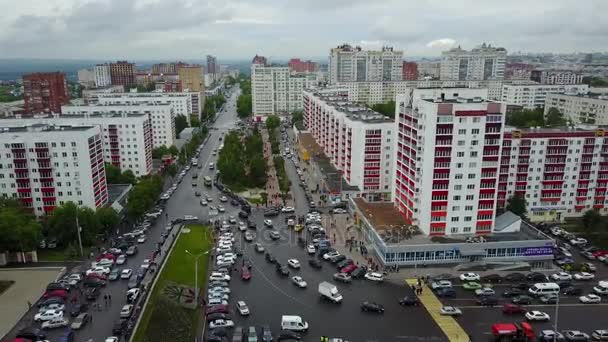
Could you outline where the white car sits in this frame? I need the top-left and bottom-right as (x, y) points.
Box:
(570, 237), (588, 246)
(209, 319), (234, 329)
(281, 206), (295, 213)
(95, 259), (114, 267)
(208, 298), (228, 306)
(264, 219), (273, 227)
(594, 285), (608, 295)
(209, 287), (231, 294)
(244, 232), (254, 242)
(208, 292), (230, 301)
(475, 287), (496, 296)
(364, 272), (384, 282)
(287, 259), (301, 269)
(236, 301), (250, 316)
(209, 273), (231, 281)
(137, 235), (146, 244)
(141, 259), (151, 269)
(291, 276), (307, 288)
(120, 304), (134, 318)
(35, 309), (64, 322)
(116, 255), (127, 265)
(459, 273), (480, 282)
(431, 280), (453, 289)
(86, 266), (110, 276)
(220, 196), (228, 202)
(126, 288), (140, 303)
(307, 244), (316, 254)
(238, 222), (247, 231)
(39, 303), (65, 313)
(323, 251), (340, 260)
(558, 247), (572, 257)
(120, 269), (133, 279)
(183, 215), (198, 221)
(41, 317), (69, 329)
(218, 205), (225, 213)
(439, 306), (462, 316)
(573, 272), (595, 280)
(579, 294), (602, 304)
(551, 272), (573, 281)
(525, 311), (550, 321)
(200, 199), (208, 206)
(228, 216), (237, 224)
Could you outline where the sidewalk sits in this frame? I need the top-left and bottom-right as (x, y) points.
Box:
(260, 128), (293, 207)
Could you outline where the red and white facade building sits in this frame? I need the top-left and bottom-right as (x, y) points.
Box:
(498, 126), (608, 222)
(0, 124), (107, 216)
(303, 89), (395, 201)
(393, 88), (506, 236)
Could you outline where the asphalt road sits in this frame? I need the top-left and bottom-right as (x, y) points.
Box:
(3, 89), (240, 342)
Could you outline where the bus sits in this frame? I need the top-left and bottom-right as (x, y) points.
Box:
(203, 176), (212, 187)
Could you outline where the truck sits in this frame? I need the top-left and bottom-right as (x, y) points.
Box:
(491, 322), (534, 342)
(318, 281), (343, 303)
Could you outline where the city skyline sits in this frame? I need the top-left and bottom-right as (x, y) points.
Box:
(1, 0), (607, 60)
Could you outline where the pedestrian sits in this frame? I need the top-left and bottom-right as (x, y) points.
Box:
(27, 301), (32, 309)
(108, 293), (111, 304)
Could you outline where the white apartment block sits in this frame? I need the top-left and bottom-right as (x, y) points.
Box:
(1, 112), (154, 176)
(393, 88), (507, 236)
(501, 84), (589, 109)
(62, 104), (175, 149)
(94, 64), (112, 88)
(251, 64), (307, 115)
(440, 44), (507, 81)
(329, 44), (403, 84)
(498, 126), (608, 222)
(545, 93), (608, 125)
(0, 124), (108, 216)
(531, 70), (584, 85)
(87, 91), (199, 124)
(303, 89), (395, 201)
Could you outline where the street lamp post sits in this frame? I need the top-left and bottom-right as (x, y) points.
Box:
(75, 209), (84, 257)
(185, 249), (211, 305)
(553, 294), (560, 342)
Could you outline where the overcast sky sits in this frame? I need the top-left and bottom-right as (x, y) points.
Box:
(1, 0), (606, 61)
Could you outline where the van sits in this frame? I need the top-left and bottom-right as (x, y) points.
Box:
(281, 315), (309, 332)
(528, 283), (560, 297)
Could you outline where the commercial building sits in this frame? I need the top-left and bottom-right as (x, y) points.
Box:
(531, 70), (584, 85)
(251, 63), (308, 115)
(110, 61), (135, 87)
(177, 64), (204, 92)
(440, 43), (507, 81)
(94, 64), (112, 88)
(23, 72), (70, 115)
(328, 44), (403, 84)
(0, 124), (108, 216)
(544, 93), (608, 125)
(288, 58), (318, 73)
(302, 89), (395, 201)
(393, 87), (506, 236)
(501, 84), (589, 109)
(497, 126), (608, 222)
(402, 62), (418, 81)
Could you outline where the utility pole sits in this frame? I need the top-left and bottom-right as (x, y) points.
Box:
(186, 249), (211, 305)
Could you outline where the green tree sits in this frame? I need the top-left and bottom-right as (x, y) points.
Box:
(190, 116), (201, 127)
(237, 93), (252, 118)
(105, 163), (123, 184)
(126, 175), (164, 219)
(166, 164), (178, 178)
(168, 145), (179, 156)
(506, 194), (528, 217)
(175, 115), (189, 137)
(121, 170), (137, 185)
(266, 115), (281, 131)
(0, 200), (42, 252)
(582, 76), (608, 87)
(545, 107), (567, 126)
(581, 209), (601, 232)
(152, 146), (169, 159)
(47, 202), (100, 247)
(260, 192), (268, 206)
(96, 207), (120, 235)
(371, 101), (396, 118)
(506, 108), (545, 128)
(291, 111), (304, 126)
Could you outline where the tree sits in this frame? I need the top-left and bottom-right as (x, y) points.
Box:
(104, 163), (136, 184)
(545, 107), (567, 127)
(266, 115), (281, 131)
(581, 209), (601, 232)
(47, 202), (101, 247)
(0, 200), (42, 252)
(166, 164), (178, 178)
(371, 101), (396, 118)
(506, 194), (527, 217)
(175, 115), (189, 137)
(152, 146), (170, 159)
(126, 175), (164, 219)
(582, 76), (608, 87)
(291, 111), (304, 126)
(96, 207), (120, 235)
(260, 192), (268, 206)
(121, 170), (137, 185)
(169, 145), (179, 156)
(190, 116), (201, 127)
(506, 108), (545, 128)
(237, 94), (252, 118)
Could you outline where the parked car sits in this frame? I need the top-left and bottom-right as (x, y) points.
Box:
(70, 313), (90, 330)
(361, 301), (385, 313)
(502, 303), (526, 314)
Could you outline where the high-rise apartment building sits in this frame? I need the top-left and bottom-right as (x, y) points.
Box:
(252, 55), (268, 66)
(23, 72), (70, 115)
(531, 70), (584, 85)
(0, 124), (107, 216)
(77, 69), (95, 88)
(288, 58), (318, 73)
(110, 61), (135, 87)
(440, 43), (507, 81)
(206, 55), (218, 75)
(152, 62), (185, 74)
(328, 44), (403, 84)
(94, 64), (112, 88)
(501, 84), (589, 109)
(545, 93), (608, 125)
(393, 88), (506, 236)
(402, 62), (418, 81)
(251, 63), (308, 115)
(177, 64), (204, 92)
(417, 61), (441, 79)
(303, 89), (395, 201)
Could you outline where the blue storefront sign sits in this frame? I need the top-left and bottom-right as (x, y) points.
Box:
(523, 247), (554, 256)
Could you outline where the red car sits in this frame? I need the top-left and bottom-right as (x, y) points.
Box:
(241, 266), (251, 281)
(340, 264), (358, 274)
(592, 250), (608, 257)
(43, 289), (68, 299)
(501, 303), (526, 314)
(86, 273), (108, 281)
(95, 253), (115, 262)
(205, 304), (229, 315)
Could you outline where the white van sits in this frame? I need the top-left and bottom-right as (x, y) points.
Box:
(281, 315), (309, 332)
(528, 283), (560, 297)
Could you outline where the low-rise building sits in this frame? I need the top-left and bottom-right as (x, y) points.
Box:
(544, 93), (608, 125)
(501, 84), (589, 109)
(0, 124), (108, 216)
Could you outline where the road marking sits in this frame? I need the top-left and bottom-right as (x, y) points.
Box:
(406, 279), (469, 342)
(455, 303), (608, 309)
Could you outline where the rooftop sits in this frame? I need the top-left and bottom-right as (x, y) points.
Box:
(0, 124), (95, 133)
(421, 96), (491, 104)
(557, 92), (608, 100)
(311, 92), (393, 124)
(504, 124), (602, 134)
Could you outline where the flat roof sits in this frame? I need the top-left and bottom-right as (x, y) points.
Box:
(504, 125), (601, 134)
(421, 97), (493, 104)
(353, 198), (409, 230)
(554, 92), (608, 100)
(0, 124), (95, 133)
(310, 93), (393, 124)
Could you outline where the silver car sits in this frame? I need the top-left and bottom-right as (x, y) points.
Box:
(70, 313), (90, 330)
